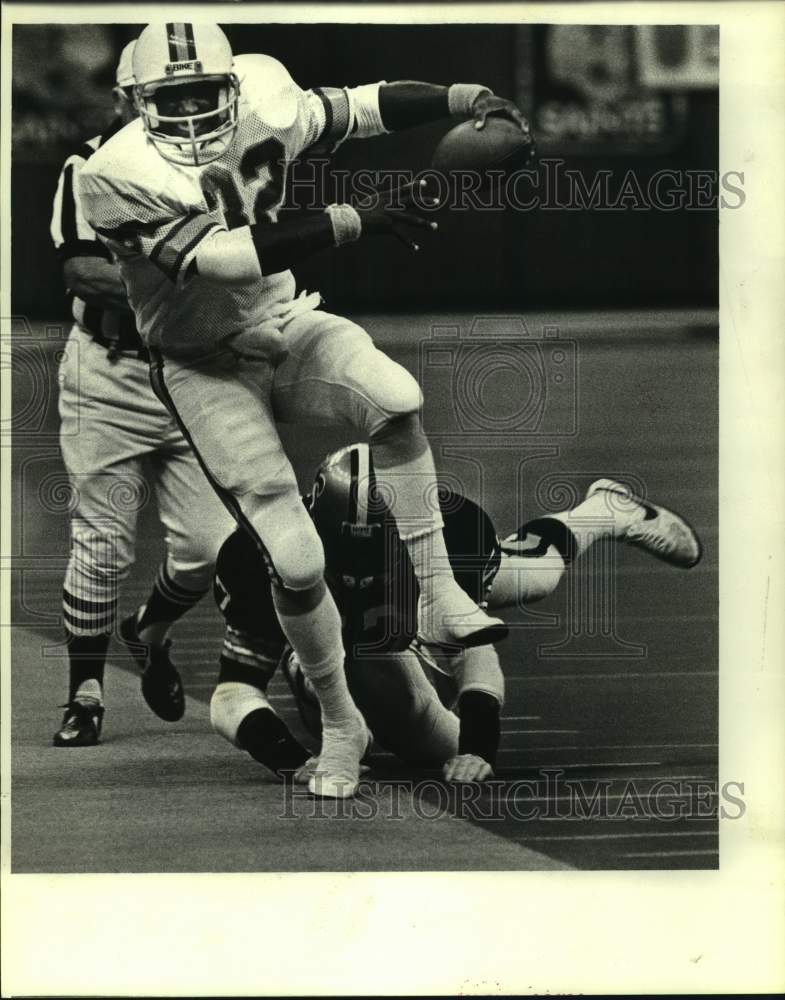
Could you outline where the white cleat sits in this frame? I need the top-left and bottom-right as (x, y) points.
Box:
(586, 479), (702, 569)
(295, 756), (371, 786)
(293, 755), (319, 785)
(417, 584), (508, 651)
(307, 712), (371, 799)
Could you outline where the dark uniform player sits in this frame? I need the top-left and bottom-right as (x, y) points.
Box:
(212, 444), (505, 784)
(210, 443), (702, 785)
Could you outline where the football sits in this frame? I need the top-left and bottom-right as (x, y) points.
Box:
(431, 116), (534, 177)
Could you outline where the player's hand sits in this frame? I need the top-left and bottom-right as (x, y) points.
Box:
(472, 93), (532, 136)
(354, 179), (439, 252)
(443, 753), (494, 783)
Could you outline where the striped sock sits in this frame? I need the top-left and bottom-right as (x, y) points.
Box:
(135, 561), (207, 646)
(62, 586), (117, 638)
(62, 552), (119, 702)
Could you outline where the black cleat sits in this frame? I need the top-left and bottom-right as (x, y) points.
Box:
(119, 614), (185, 722)
(53, 699), (105, 747)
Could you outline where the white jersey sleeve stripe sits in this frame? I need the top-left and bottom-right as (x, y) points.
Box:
(310, 87), (352, 151)
(347, 82), (388, 138)
(147, 214), (222, 283)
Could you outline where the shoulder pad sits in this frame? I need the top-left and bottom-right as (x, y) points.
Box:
(235, 53), (301, 129)
(80, 119), (203, 223)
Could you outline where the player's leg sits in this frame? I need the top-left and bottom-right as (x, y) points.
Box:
(351, 649), (462, 766)
(273, 310), (507, 649)
(54, 332), (144, 745)
(209, 530), (311, 776)
(489, 480), (702, 610)
(286, 644), (501, 781)
(210, 628), (311, 777)
(124, 432), (235, 720)
(150, 350), (367, 797)
(285, 647), (460, 768)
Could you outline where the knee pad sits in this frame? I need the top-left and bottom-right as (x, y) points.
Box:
(210, 681), (271, 746)
(244, 493), (326, 591)
(349, 351), (423, 435)
(266, 517), (326, 591)
(274, 539), (325, 592)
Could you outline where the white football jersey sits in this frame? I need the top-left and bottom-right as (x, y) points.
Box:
(80, 54), (383, 359)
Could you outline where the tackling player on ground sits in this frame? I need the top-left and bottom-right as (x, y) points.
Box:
(210, 443), (701, 786)
(50, 42), (234, 747)
(79, 22), (535, 797)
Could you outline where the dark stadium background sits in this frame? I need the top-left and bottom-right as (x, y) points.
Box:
(12, 22), (718, 314)
(11, 23), (720, 872)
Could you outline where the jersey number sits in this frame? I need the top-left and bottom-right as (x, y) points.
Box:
(214, 573), (231, 613)
(200, 138), (285, 229)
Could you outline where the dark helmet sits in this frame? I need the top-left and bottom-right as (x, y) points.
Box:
(309, 442), (501, 604)
(310, 442), (401, 592)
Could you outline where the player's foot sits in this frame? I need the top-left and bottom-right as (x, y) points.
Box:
(586, 479), (702, 569)
(119, 614), (185, 721)
(417, 583), (508, 651)
(294, 756), (371, 785)
(307, 711), (371, 799)
(53, 698), (104, 747)
(293, 755), (319, 785)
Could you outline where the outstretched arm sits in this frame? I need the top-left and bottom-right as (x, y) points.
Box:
(193, 79), (534, 284)
(430, 644), (504, 783)
(195, 180), (437, 284)
(377, 81), (531, 135)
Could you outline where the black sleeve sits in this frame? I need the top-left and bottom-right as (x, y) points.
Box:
(250, 214), (336, 276)
(458, 690), (501, 765)
(377, 82), (450, 131)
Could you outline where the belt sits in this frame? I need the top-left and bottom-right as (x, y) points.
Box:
(70, 295), (149, 361)
(89, 328), (150, 363)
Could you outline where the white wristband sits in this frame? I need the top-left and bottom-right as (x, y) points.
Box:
(325, 204), (362, 246)
(448, 83), (493, 116)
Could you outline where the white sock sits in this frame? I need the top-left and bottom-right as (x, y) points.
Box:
(372, 420), (459, 606)
(74, 678), (102, 704)
(551, 492), (645, 559)
(308, 668), (363, 729)
(404, 527), (461, 611)
(273, 585), (357, 729)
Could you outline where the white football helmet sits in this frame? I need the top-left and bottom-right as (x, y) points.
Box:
(132, 22), (240, 165)
(115, 40), (136, 90)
